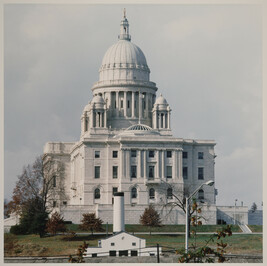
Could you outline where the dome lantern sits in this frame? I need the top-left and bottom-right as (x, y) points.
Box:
(119, 8), (131, 41)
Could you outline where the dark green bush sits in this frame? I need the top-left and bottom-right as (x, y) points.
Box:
(10, 224), (26, 235)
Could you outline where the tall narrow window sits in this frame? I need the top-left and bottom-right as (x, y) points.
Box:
(183, 152), (188, 159)
(131, 187), (137, 199)
(95, 151), (100, 158)
(149, 166), (154, 179)
(149, 150), (154, 158)
(113, 166), (118, 179)
(167, 188), (173, 199)
(198, 167), (204, 180)
(113, 151), (118, 158)
(149, 188), (155, 199)
(166, 166), (172, 178)
(128, 100), (130, 108)
(198, 189), (204, 200)
(53, 201), (57, 207)
(183, 167), (188, 179)
(131, 150), (136, 157)
(121, 100), (123, 108)
(95, 166), (100, 179)
(131, 166), (137, 178)
(115, 100), (116, 108)
(53, 176), (56, 187)
(166, 151), (172, 158)
(94, 188), (100, 199)
(198, 152), (204, 159)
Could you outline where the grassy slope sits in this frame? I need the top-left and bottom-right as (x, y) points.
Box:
(247, 225), (262, 232)
(66, 224), (242, 233)
(4, 232), (262, 257)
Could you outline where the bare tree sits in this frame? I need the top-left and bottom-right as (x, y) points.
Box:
(156, 181), (196, 238)
(7, 155), (67, 215)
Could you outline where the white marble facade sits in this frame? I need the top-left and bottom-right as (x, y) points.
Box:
(43, 12), (217, 224)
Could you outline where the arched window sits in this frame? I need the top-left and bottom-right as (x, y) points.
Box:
(131, 187), (137, 199)
(167, 188), (173, 199)
(198, 189), (204, 200)
(94, 188), (100, 199)
(149, 188), (155, 199)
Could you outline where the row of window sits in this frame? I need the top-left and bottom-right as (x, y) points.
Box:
(94, 150), (173, 159)
(94, 187), (205, 200)
(114, 99), (146, 110)
(183, 151), (204, 159)
(95, 150), (205, 159)
(95, 165), (173, 179)
(95, 165), (204, 180)
(94, 187), (173, 200)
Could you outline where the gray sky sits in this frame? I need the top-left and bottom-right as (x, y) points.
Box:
(4, 4), (262, 209)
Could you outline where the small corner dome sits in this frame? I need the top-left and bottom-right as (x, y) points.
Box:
(83, 104), (91, 112)
(91, 95), (105, 104)
(155, 94), (168, 105)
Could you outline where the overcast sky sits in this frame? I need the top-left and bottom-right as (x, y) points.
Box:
(4, 4), (262, 209)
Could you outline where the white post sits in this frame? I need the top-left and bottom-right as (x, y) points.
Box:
(113, 192), (125, 233)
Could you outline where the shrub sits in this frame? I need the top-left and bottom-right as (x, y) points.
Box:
(10, 225), (26, 235)
(79, 213), (103, 234)
(46, 212), (67, 235)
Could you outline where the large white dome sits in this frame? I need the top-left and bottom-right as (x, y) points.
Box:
(100, 40), (149, 71)
(98, 15), (150, 83)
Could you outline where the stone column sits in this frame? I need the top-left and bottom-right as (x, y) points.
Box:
(143, 150), (147, 179)
(138, 150), (141, 178)
(162, 150), (165, 179)
(125, 149), (130, 179)
(116, 91), (119, 111)
(157, 150), (160, 179)
(104, 109), (107, 128)
(131, 92), (135, 118)
(163, 113), (166, 129)
(120, 149), (124, 179)
(139, 91), (142, 122)
(167, 111), (170, 129)
(90, 110), (94, 128)
(124, 91), (127, 117)
(145, 93), (149, 118)
(173, 150), (177, 179)
(178, 149), (182, 180)
(100, 112), (103, 127)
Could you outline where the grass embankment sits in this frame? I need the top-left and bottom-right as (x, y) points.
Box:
(66, 224), (242, 233)
(248, 225), (262, 232)
(4, 232), (262, 257)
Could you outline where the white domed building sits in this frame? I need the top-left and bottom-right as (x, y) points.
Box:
(43, 12), (219, 225)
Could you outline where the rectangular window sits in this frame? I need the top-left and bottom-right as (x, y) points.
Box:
(113, 166), (118, 179)
(63, 201), (67, 206)
(198, 152), (204, 159)
(113, 151), (118, 158)
(166, 166), (172, 178)
(111, 243), (115, 246)
(132, 242), (136, 246)
(113, 187), (118, 195)
(144, 99), (146, 110)
(167, 151), (172, 158)
(198, 167), (204, 180)
(128, 100), (130, 108)
(131, 150), (136, 157)
(121, 100), (123, 108)
(53, 201), (56, 208)
(183, 152), (188, 159)
(95, 151), (100, 158)
(149, 166), (154, 179)
(131, 166), (137, 178)
(183, 167), (188, 179)
(149, 150), (154, 158)
(95, 166), (100, 179)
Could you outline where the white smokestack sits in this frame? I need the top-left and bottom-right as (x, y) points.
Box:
(113, 192), (125, 233)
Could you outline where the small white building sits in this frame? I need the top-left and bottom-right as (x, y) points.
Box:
(86, 192), (161, 257)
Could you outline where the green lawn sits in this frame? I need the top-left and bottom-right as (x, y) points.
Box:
(248, 225), (262, 232)
(66, 224), (242, 233)
(4, 232), (262, 257)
